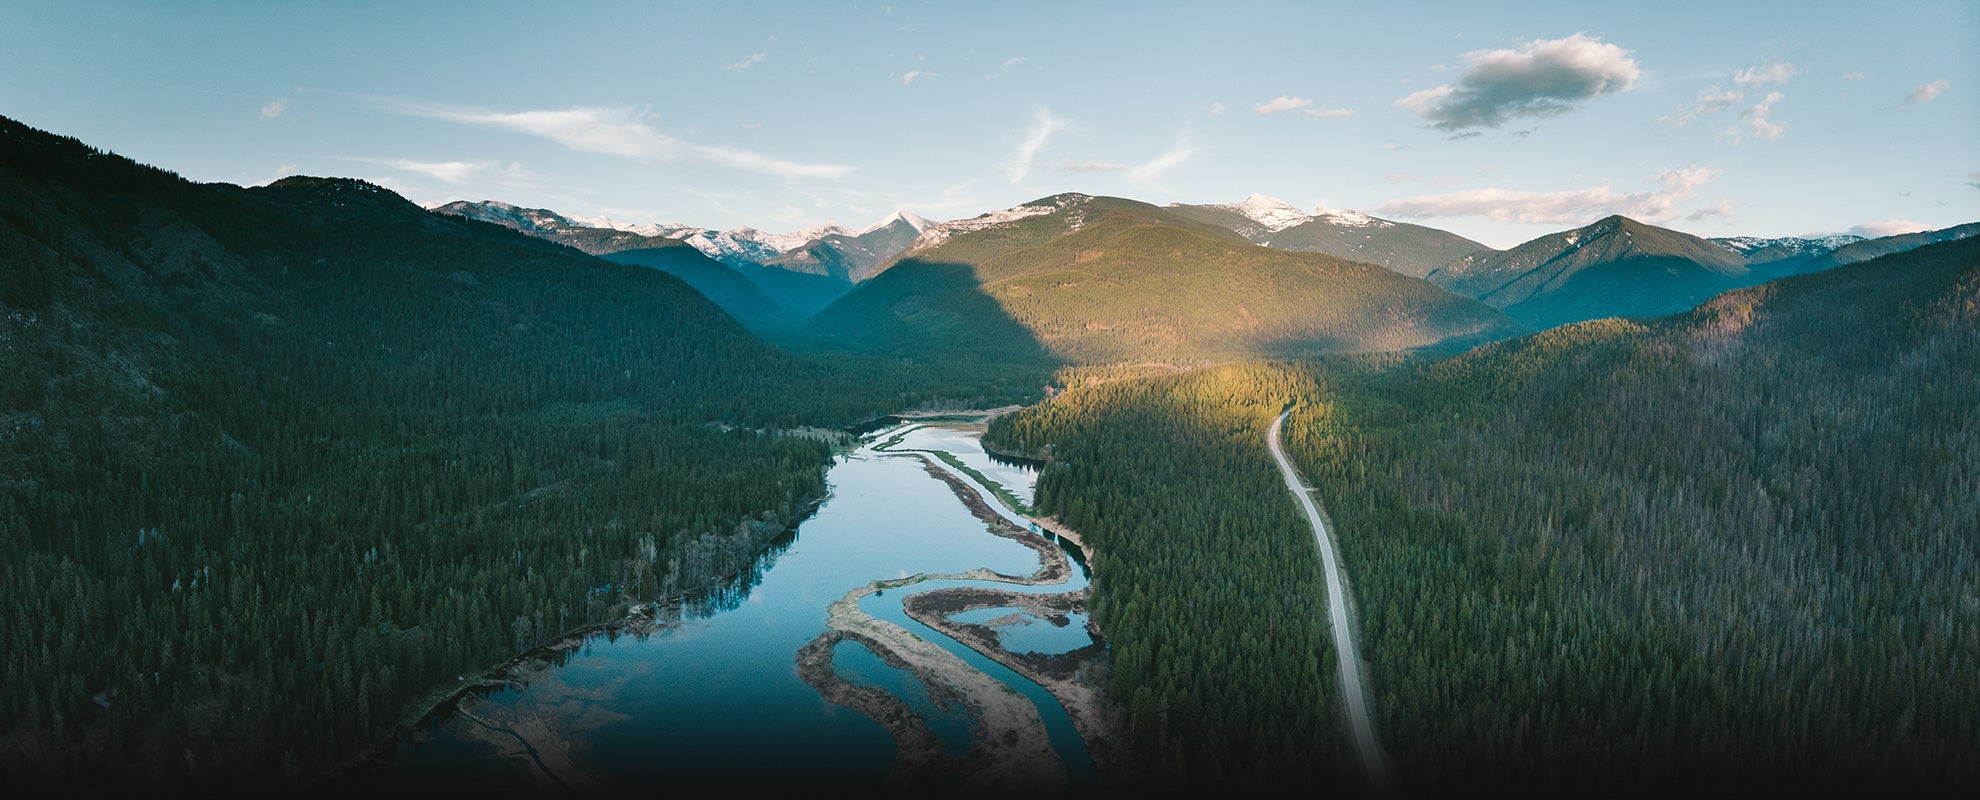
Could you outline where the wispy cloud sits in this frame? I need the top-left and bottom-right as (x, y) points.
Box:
(1208, 101), (1226, 115)
(726, 53), (766, 71)
(1660, 85), (1743, 127)
(1004, 108), (1065, 183)
(1848, 219), (1929, 237)
(1255, 96), (1314, 114)
(1906, 79), (1951, 104)
(260, 98), (290, 120)
(1663, 62), (1796, 143)
(1000, 56), (1027, 69)
(1969, 171), (1980, 190)
(1842, 72), (1866, 81)
(1126, 129), (1196, 194)
(375, 99), (852, 180)
(1051, 160), (1127, 172)
(1373, 166), (1720, 225)
(902, 70), (934, 85)
(1396, 33), (1639, 133)
(1734, 62), (1797, 86)
(1685, 199), (1737, 224)
(345, 157), (506, 185)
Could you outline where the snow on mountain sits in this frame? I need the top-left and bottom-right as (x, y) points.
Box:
(1712, 234), (1866, 257)
(1216, 193), (1312, 233)
(908, 194), (1092, 251)
(858, 209), (934, 236)
(1311, 205), (1393, 229)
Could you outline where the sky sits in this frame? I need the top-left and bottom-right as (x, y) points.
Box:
(2, 1), (1975, 248)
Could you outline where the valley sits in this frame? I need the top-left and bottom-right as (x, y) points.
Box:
(3, 106), (1977, 797)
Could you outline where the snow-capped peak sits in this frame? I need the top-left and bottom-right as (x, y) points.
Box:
(1216, 193), (1312, 233)
(1311, 205), (1391, 229)
(859, 209), (934, 236)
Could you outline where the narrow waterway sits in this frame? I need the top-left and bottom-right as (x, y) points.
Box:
(379, 421), (1097, 793)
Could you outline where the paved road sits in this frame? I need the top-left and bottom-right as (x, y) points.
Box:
(1267, 410), (1390, 789)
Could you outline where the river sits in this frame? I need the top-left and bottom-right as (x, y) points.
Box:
(374, 421), (1099, 794)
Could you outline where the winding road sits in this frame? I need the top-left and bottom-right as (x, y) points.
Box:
(1267, 410), (1391, 789)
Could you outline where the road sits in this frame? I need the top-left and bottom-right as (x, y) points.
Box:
(1267, 410), (1390, 790)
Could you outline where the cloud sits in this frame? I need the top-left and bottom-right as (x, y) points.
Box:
(1380, 144), (1406, 151)
(1004, 109), (1065, 183)
(1739, 91), (1787, 141)
(1125, 130), (1196, 194)
(1686, 199), (1737, 224)
(380, 101), (851, 180)
(1907, 79), (1951, 104)
(1842, 72), (1866, 81)
(1000, 56), (1026, 69)
(1303, 107), (1354, 118)
(726, 53), (766, 71)
(1396, 33), (1639, 132)
(1969, 171), (1980, 189)
(1733, 62), (1797, 86)
(361, 158), (494, 184)
(1208, 101), (1226, 115)
(1051, 160), (1127, 172)
(902, 70), (935, 85)
(1255, 96), (1314, 114)
(1660, 85), (1743, 127)
(1663, 62), (1796, 140)
(1848, 219), (1930, 237)
(1373, 165), (1720, 225)
(260, 98), (290, 120)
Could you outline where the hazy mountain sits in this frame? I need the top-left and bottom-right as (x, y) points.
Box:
(1166, 194), (1494, 278)
(765, 209), (933, 283)
(1428, 215), (1752, 330)
(1793, 221), (1980, 274)
(806, 193), (1523, 365)
(1710, 233), (1864, 280)
(432, 199), (793, 330)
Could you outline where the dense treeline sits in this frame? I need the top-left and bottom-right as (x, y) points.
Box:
(0, 117), (1039, 789)
(1281, 238), (1980, 790)
(986, 363), (1355, 788)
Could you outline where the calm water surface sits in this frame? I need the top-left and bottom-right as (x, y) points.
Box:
(387, 424), (1093, 792)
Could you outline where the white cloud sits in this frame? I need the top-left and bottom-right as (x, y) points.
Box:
(1396, 33), (1639, 132)
(902, 70), (934, 85)
(364, 158), (494, 184)
(1969, 171), (1980, 189)
(1125, 130), (1196, 194)
(1907, 79), (1951, 104)
(1733, 62), (1797, 86)
(1739, 91), (1787, 141)
(1660, 85), (1743, 127)
(1842, 72), (1866, 81)
(1848, 219), (1930, 237)
(1255, 96), (1314, 114)
(1686, 199), (1737, 224)
(260, 98), (290, 120)
(1664, 62), (1797, 141)
(381, 101), (851, 180)
(1303, 107), (1355, 118)
(1373, 166), (1721, 225)
(1051, 160), (1127, 172)
(1004, 108), (1065, 183)
(726, 53), (766, 71)
(1000, 56), (1027, 69)
(1208, 101), (1226, 115)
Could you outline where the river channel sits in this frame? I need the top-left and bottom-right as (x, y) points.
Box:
(378, 422), (1099, 794)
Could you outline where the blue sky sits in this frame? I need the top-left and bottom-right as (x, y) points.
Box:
(3, 1), (1975, 247)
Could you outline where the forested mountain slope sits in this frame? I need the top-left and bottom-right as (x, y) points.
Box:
(1166, 195), (1493, 278)
(807, 194), (1522, 366)
(1428, 214), (1752, 330)
(1287, 235), (1980, 790)
(0, 115), (906, 789)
